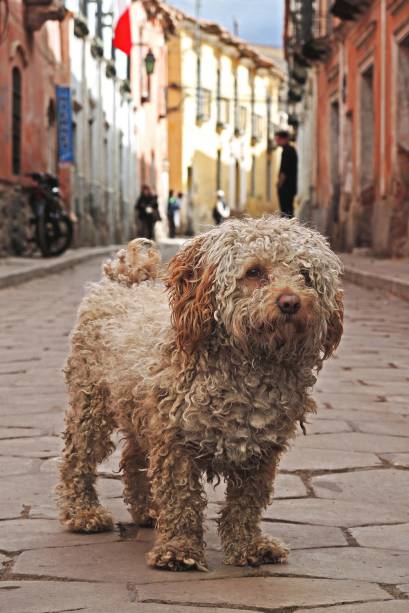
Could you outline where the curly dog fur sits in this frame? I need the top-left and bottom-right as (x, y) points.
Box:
(57, 216), (343, 571)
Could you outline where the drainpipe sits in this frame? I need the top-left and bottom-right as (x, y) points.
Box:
(380, 0), (386, 197)
(195, 0), (202, 120)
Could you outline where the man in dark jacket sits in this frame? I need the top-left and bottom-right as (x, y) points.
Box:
(276, 130), (298, 218)
(135, 185), (159, 240)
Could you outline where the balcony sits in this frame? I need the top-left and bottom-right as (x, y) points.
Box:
(331, 0), (372, 21)
(234, 106), (247, 137)
(290, 61), (308, 86)
(288, 81), (304, 104)
(24, 0), (65, 32)
(251, 114), (263, 146)
(216, 97), (230, 132)
(267, 122), (277, 153)
(286, 1), (331, 64)
(196, 88), (212, 124)
(302, 36), (331, 62)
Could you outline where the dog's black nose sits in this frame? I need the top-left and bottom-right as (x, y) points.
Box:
(277, 293), (301, 315)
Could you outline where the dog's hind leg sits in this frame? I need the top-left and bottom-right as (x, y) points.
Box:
(120, 436), (154, 527)
(57, 382), (116, 533)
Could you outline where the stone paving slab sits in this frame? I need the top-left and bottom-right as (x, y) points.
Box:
(398, 584), (409, 598)
(0, 411), (64, 433)
(350, 419), (409, 437)
(299, 418), (353, 435)
(296, 432), (409, 453)
(0, 473), (58, 519)
(0, 427), (43, 439)
(205, 520), (347, 551)
(12, 540), (246, 584)
(304, 601), (409, 613)
(263, 498), (409, 526)
(0, 435), (62, 458)
(279, 446), (382, 471)
(267, 547), (409, 583)
(0, 518), (119, 552)
(313, 407), (409, 421)
(0, 456), (39, 478)
(136, 577), (391, 610)
(0, 581), (253, 613)
(312, 469), (409, 507)
(352, 524), (409, 551)
(380, 453), (409, 467)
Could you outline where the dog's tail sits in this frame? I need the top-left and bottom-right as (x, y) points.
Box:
(103, 239), (161, 286)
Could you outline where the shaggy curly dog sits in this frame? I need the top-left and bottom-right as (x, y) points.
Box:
(57, 216), (343, 571)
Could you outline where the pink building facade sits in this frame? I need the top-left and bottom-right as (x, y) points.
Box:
(130, 0), (173, 223)
(0, 0), (68, 254)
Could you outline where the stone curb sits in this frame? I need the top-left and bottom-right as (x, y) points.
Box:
(343, 266), (409, 303)
(0, 246), (119, 290)
(0, 240), (185, 291)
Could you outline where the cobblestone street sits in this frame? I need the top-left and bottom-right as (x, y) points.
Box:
(1, 257), (409, 612)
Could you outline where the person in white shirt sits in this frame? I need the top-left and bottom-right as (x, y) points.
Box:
(212, 190), (230, 225)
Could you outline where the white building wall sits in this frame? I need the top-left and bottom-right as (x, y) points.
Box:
(67, 2), (139, 246)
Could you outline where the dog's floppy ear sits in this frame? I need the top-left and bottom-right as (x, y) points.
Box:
(166, 236), (216, 353)
(322, 290), (344, 359)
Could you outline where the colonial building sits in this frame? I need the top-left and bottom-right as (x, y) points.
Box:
(65, 0), (140, 246)
(129, 0), (174, 235)
(0, 0), (66, 254)
(284, 0), (409, 256)
(0, 0), (173, 252)
(165, 7), (284, 232)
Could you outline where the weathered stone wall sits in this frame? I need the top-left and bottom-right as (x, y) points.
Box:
(0, 184), (33, 256)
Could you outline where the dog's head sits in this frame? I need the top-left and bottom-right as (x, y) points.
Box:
(167, 216), (343, 364)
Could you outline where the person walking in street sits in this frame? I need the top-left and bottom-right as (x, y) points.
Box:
(135, 185), (159, 240)
(275, 130), (298, 218)
(212, 189), (230, 225)
(175, 192), (183, 231)
(167, 190), (181, 238)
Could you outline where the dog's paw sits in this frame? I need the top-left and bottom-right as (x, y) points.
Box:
(62, 505), (114, 533)
(147, 538), (208, 572)
(224, 536), (289, 567)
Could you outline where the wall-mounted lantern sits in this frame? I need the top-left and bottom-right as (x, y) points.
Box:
(144, 50), (156, 75)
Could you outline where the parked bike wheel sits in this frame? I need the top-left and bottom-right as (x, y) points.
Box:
(36, 208), (73, 257)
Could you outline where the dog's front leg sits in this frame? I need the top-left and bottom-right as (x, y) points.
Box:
(218, 457), (289, 566)
(147, 442), (207, 571)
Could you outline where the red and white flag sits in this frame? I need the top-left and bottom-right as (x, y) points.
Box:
(113, 0), (132, 55)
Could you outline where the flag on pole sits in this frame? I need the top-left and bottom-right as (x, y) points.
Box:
(113, 0), (132, 55)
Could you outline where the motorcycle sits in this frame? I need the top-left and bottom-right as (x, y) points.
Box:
(26, 172), (74, 257)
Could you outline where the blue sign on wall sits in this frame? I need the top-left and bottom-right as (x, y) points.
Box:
(56, 86), (74, 163)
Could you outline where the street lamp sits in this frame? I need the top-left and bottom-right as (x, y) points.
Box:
(144, 50), (156, 75)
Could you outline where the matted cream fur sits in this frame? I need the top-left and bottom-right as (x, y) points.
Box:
(57, 216), (343, 571)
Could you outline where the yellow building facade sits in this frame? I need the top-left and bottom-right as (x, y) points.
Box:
(166, 14), (284, 232)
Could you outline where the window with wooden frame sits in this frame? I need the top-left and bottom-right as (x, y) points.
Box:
(235, 105), (247, 136)
(196, 87), (211, 122)
(251, 114), (263, 144)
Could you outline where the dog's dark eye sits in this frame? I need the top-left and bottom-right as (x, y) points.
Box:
(246, 267), (265, 279)
(300, 268), (313, 287)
